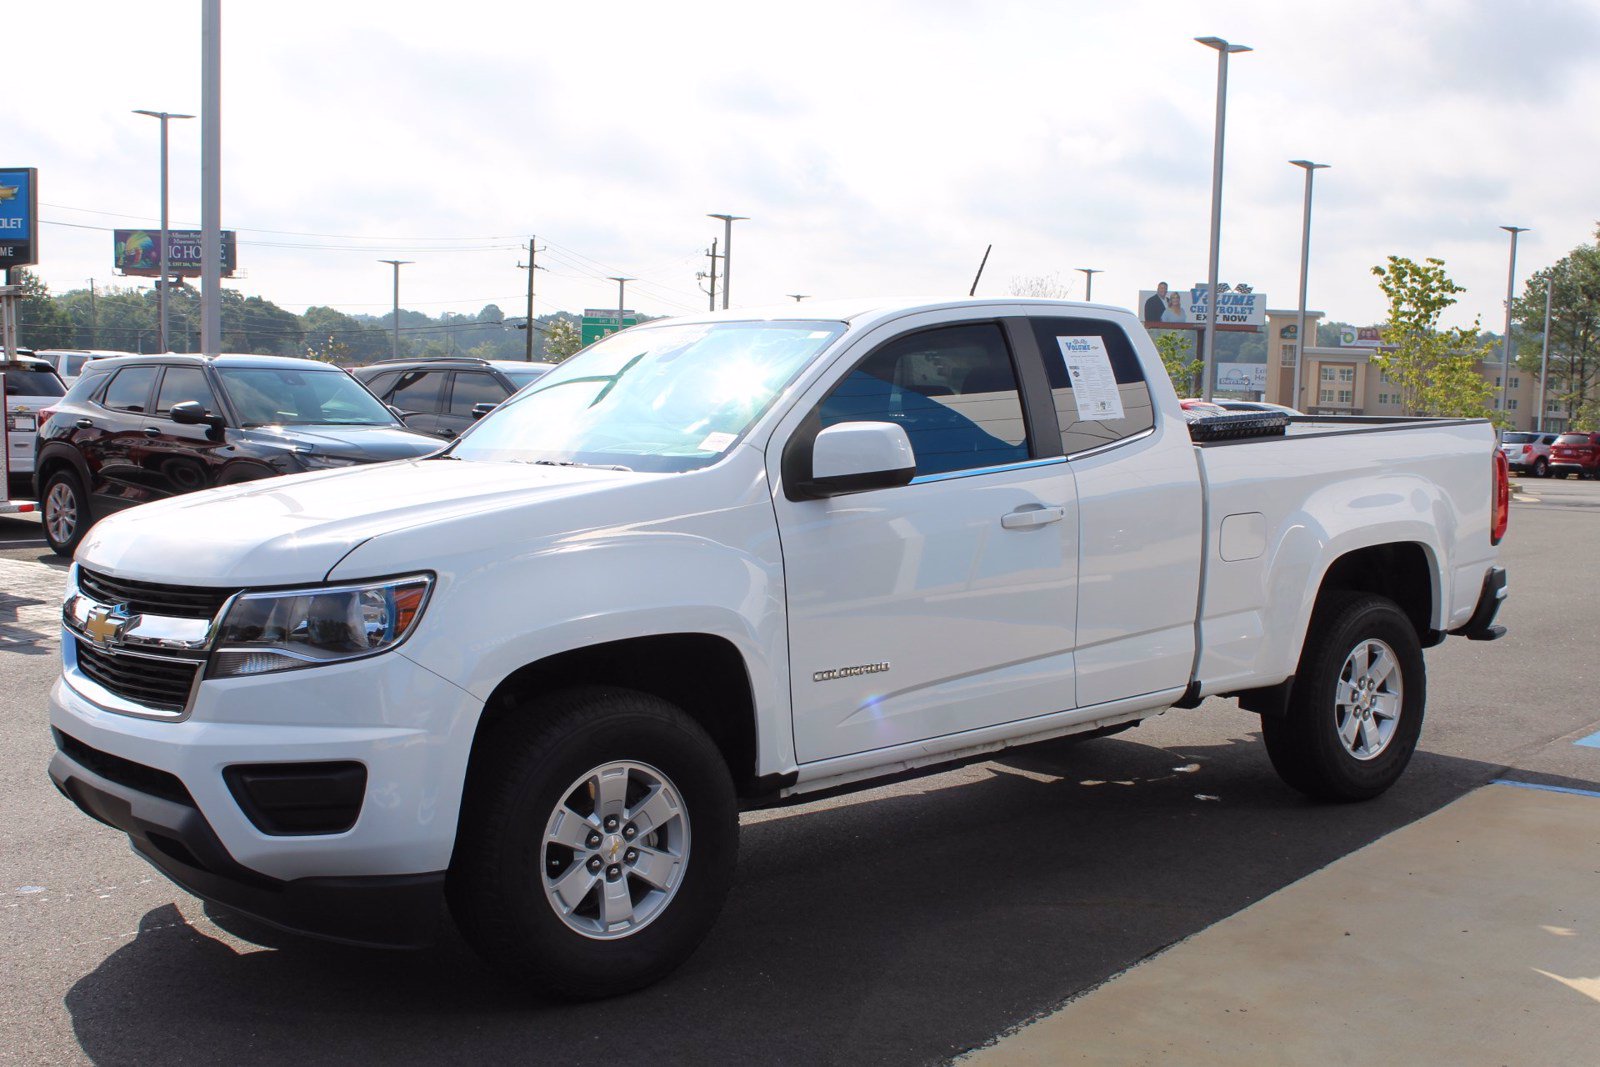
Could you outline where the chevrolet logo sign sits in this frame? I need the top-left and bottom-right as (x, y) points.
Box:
(82, 605), (133, 645)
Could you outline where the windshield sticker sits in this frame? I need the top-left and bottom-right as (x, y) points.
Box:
(1056, 336), (1125, 421)
(697, 431), (738, 453)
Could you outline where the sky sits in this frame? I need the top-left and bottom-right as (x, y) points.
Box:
(9, 0), (1600, 333)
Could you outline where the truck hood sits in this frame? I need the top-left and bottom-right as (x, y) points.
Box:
(76, 457), (643, 586)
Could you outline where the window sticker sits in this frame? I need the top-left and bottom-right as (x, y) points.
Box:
(1055, 336), (1125, 421)
(697, 431), (738, 452)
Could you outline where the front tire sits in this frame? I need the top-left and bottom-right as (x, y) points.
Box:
(41, 469), (92, 557)
(1262, 593), (1426, 802)
(448, 687), (738, 999)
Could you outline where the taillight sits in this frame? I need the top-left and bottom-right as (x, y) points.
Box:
(1521, 444), (1533, 454)
(37, 408), (55, 424)
(1491, 449), (1509, 545)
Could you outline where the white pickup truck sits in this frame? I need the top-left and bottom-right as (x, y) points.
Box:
(48, 298), (1510, 997)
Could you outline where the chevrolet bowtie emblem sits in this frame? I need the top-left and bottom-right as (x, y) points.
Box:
(83, 605), (132, 645)
(0, 185), (17, 202)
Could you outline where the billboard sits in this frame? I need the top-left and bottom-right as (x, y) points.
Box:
(114, 229), (237, 277)
(1339, 325), (1386, 348)
(1139, 282), (1266, 327)
(1216, 362), (1269, 393)
(0, 168), (38, 268)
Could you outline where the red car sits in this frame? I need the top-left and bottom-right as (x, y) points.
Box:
(1548, 431), (1600, 479)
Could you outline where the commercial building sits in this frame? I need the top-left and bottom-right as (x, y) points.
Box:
(1245, 309), (1566, 431)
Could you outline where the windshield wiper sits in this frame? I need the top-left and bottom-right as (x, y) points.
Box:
(529, 459), (634, 472)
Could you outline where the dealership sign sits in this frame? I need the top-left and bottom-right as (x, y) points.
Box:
(1216, 362), (1269, 392)
(0, 168), (38, 267)
(114, 229), (238, 277)
(1139, 282), (1266, 327)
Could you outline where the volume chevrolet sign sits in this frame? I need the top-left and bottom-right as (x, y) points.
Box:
(0, 168), (39, 268)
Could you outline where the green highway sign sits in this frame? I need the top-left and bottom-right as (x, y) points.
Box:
(580, 308), (638, 347)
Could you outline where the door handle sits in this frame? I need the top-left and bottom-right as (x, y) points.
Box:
(1001, 505), (1066, 530)
(142, 426), (161, 437)
(75, 418), (93, 429)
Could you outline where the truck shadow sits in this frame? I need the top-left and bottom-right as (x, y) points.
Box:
(63, 732), (1520, 1066)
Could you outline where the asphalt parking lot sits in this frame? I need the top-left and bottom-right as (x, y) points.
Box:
(2, 481), (1598, 1065)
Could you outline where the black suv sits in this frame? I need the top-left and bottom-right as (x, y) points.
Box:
(35, 353), (441, 556)
(351, 357), (555, 439)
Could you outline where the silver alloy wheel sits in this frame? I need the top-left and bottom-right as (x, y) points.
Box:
(541, 760), (690, 940)
(1335, 637), (1403, 761)
(45, 482), (78, 545)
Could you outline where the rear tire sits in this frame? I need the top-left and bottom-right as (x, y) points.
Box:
(41, 469), (92, 558)
(448, 687), (738, 999)
(1262, 593), (1426, 802)
(1533, 457), (1549, 478)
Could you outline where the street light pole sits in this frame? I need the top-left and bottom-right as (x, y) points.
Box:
(1075, 268), (1102, 302)
(1289, 160), (1329, 411)
(707, 214), (747, 309)
(132, 109), (194, 353)
(378, 259), (412, 359)
(1196, 36), (1251, 402)
(1500, 225), (1529, 418)
(1537, 271), (1554, 432)
(200, 0), (222, 357)
(607, 276), (634, 339)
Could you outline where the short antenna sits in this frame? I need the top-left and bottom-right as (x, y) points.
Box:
(968, 244), (992, 297)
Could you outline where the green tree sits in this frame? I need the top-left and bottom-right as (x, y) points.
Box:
(12, 268), (73, 350)
(1152, 330), (1197, 396)
(1369, 256), (1497, 420)
(1512, 233), (1600, 429)
(543, 316), (583, 362)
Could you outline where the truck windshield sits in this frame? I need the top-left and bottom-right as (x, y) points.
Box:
(450, 320), (846, 472)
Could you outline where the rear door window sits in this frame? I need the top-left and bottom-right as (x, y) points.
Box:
(102, 366), (160, 413)
(1028, 317), (1156, 455)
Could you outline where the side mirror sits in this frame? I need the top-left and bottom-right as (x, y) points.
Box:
(471, 402), (497, 421)
(799, 422), (916, 498)
(169, 400), (224, 431)
(387, 405), (407, 420)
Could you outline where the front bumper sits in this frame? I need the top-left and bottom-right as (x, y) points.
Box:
(47, 644), (484, 947)
(49, 730), (444, 948)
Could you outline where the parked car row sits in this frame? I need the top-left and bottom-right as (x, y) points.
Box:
(1548, 431), (1600, 479)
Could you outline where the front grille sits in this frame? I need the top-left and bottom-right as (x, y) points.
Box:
(75, 642), (201, 713)
(77, 568), (238, 621)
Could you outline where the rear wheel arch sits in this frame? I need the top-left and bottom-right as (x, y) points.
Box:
(1311, 541), (1437, 644)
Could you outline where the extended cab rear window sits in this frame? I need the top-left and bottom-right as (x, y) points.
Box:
(1027, 317), (1155, 455)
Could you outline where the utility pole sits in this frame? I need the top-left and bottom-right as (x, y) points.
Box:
(132, 110), (194, 353)
(1075, 268), (1102, 302)
(378, 259), (412, 359)
(707, 214), (747, 309)
(786, 294), (810, 302)
(607, 277), (633, 339)
(87, 279), (98, 348)
(517, 236), (544, 361)
(696, 238), (719, 311)
(200, 0), (222, 357)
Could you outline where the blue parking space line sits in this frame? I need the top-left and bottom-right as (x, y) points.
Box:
(1574, 730), (1600, 749)
(1492, 778), (1600, 800)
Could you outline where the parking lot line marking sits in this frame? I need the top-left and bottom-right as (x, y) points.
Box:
(1574, 730), (1600, 749)
(1492, 778), (1600, 800)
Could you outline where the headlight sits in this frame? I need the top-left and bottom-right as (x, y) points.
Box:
(208, 574), (432, 678)
(295, 451), (361, 469)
